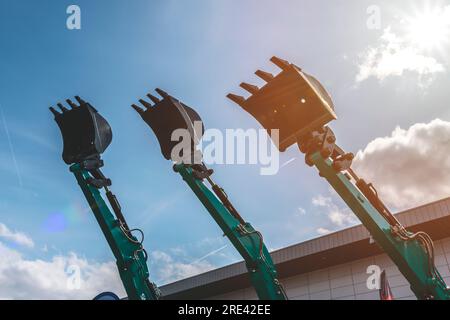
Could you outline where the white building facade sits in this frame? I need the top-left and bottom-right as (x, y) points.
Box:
(161, 197), (450, 300)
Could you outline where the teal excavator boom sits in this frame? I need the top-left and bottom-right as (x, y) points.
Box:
(174, 163), (286, 300)
(50, 97), (160, 300)
(132, 89), (287, 300)
(300, 130), (450, 300)
(228, 56), (450, 300)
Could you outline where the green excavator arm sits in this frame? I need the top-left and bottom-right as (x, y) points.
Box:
(174, 164), (286, 300)
(228, 56), (450, 300)
(50, 97), (160, 300)
(131, 89), (287, 300)
(306, 149), (450, 300)
(71, 164), (160, 300)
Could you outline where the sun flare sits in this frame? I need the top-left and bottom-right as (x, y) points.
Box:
(406, 7), (450, 50)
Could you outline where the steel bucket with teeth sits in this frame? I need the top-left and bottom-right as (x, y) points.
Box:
(132, 88), (204, 163)
(50, 96), (112, 164)
(227, 56), (337, 152)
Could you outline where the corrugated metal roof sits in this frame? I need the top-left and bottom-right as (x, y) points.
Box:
(161, 197), (450, 297)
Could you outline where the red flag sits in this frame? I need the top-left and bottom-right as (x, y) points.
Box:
(379, 270), (394, 300)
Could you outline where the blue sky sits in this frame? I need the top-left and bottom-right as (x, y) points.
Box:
(0, 0), (449, 298)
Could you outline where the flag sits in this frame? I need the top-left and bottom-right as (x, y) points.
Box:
(379, 270), (394, 300)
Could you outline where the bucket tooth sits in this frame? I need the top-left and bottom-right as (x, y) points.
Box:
(155, 88), (169, 99)
(49, 107), (60, 116)
(255, 70), (274, 82)
(147, 93), (160, 104)
(226, 94), (246, 107)
(131, 104), (145, 115)
(270, 56), (290, 70)
(57, 103), (69, 112)
(66, 99), (78, 109)
(75, 96), (86, 105)
(240, 82), (259, 94)
(139, 99), (153, 109)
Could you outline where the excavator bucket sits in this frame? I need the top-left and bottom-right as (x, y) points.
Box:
(227, 56), (337, 152)
(50, 96), (112, 165)
(132, 89), (204, 162)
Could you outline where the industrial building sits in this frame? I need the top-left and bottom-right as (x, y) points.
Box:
(161, 197), (450, 300)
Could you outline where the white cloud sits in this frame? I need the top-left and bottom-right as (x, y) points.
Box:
(0, 223), (34, 248)
(0, 242), (124, 299)
(356, 27), (445, 86)
(316, 227), (331, 235)
(297, 207), (306, 215)
(353, 119), (450, 210)
(327, 208), (354, 227)
(312, 195), (332, 207)
(312, 195), (358, 228)
(150, 250), (215, 285)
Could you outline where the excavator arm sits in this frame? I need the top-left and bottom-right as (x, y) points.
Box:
(131, 89), (287, 300)
(227, 56), (450, 300)
(301, 131), (450, 299)
(50, 97), (160, 300)
(71, 163), (160, 300)
(174, 163), (286, 300)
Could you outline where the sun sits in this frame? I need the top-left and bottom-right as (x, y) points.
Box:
(405, 6), (450, 50)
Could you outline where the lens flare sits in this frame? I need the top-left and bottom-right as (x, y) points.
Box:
(42, 202), (89, 233)
(406, 6), (450, 50)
